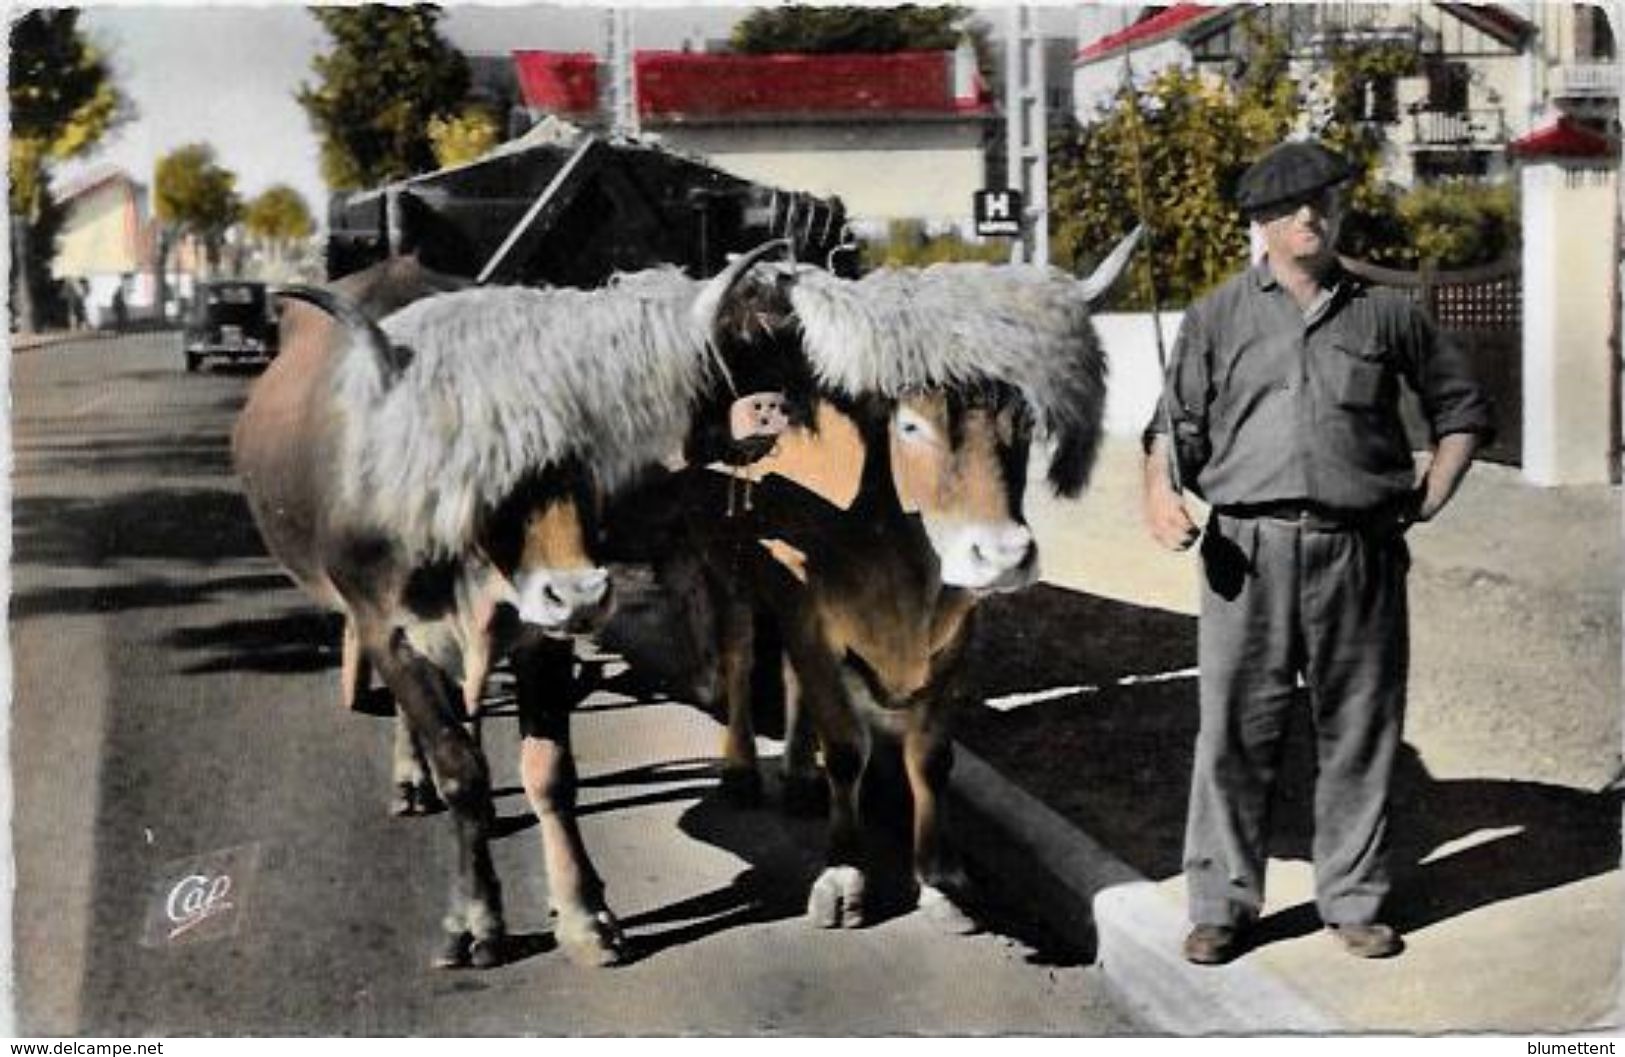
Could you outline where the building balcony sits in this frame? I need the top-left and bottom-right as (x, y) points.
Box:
(1409, 107), (1507, 148)
(1555, 63), (1620, 98)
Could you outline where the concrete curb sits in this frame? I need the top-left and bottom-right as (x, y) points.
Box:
(950, 743), (1340, 1035)
(10, 330), (114, 352)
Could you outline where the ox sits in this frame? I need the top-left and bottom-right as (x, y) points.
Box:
(231, 245), (785, 969)
(677, 235), (1137, 931)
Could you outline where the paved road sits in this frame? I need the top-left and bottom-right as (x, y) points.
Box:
(10, 333), (1137, 1036)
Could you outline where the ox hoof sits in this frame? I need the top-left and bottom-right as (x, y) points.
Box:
(781, 773), (827, 817)
(918, 884), (980, 935)
(807, 866), (867, 929)
(557, 910), (626, 968)
(391, 780), (444, 817)
(432, 930), (506, 970)
(719, 766), (764, 808)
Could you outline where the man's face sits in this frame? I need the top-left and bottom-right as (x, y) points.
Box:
(1255, 186), (1344, 266)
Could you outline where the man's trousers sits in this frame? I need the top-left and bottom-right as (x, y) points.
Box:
(1185, 511), (1410, 928)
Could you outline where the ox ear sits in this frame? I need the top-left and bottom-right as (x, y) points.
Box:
(690, 238), (793, 340)
(1046, 420), (1103, 498)
(1078, 225), (1144, 307)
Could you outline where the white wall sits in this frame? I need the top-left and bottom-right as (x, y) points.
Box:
(653, 121), (987, 228)
(1520, 159), (1619, 485)
(1093, 310), (1187, 437)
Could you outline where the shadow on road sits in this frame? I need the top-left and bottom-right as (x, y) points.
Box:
(169, 610), (342, 675)
(10, 573), (291, 620)
(957, 583), (1621, 942)
(12, 487), (268, 567)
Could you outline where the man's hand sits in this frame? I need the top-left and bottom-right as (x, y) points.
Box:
(1143, 436), (1200, 551)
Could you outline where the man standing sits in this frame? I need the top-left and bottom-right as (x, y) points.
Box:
(1142, 140), (1493, 965)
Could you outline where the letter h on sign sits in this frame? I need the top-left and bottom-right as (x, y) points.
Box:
(974, 189), (1024, 238)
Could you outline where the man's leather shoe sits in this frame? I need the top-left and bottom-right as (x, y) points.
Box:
(1328, 922), (1404, 959)
(1182, 923), (1247, 965)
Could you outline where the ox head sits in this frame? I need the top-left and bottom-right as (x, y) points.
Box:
(480, 462), (614, 637)
(686, 240), (818, 466)
(889, 384), (1039, 594)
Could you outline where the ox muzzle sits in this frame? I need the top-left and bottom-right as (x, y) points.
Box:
(928, 520), (1039, 595)
(509, 566), (616, 637)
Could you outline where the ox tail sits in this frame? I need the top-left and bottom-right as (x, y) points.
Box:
(1077, 225), (1144, 307)
(277, 284), (411, 377)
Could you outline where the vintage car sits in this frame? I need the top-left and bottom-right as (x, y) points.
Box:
(183, 281), (278, 371)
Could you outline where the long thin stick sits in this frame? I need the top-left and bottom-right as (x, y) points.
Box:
(1120, 50), (1183, 494)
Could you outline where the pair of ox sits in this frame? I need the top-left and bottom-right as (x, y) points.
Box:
(231, 234), (1133, 968)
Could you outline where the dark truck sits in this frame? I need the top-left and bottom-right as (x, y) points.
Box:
(183, 280), (279, 372)
(326, 129), (852, 287)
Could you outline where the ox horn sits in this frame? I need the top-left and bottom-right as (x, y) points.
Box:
(689, 238), (794, 339)
(1077, 225), (1144, 306)
(277, 285), (401, 373)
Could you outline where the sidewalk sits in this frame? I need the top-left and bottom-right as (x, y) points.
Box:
(952, 436), (1623, 1034)
(9, 328), (113, 352)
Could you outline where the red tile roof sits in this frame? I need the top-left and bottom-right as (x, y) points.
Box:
(635, 50), (989, 122)
(1509, 114), (1614, 158)
(1075, 4), (1223, 64)
(513, 51), (599, 116)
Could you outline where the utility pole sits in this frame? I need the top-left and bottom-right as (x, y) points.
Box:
(1004, 5), (1049, 266)
(603, 7), (638, 137)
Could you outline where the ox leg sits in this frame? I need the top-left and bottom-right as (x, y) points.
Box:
(512, 632), (624, 968)
(780, 657), (825, 816)
(903, 709), (977, 934)
(366, 625), (505, 968)
(340, 617), (372, 711)
(786, 633), (871, 928)
(391, 715), (445, 817)
(717, 597), (764, 807)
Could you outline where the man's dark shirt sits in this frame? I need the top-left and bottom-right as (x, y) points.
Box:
(1148, 261), (1495, 513)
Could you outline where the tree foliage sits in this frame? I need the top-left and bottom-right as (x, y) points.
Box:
(429, 106), (502, 169)
(731, 5), (970, 54)
(8, 9), (126, 330)
(8, 10), (125, 216)
(243, 185), (315, 246)
(1053, 17), (1514, 305)
(155, 144), (242, 271)
(297, 5), (471, 192)
(1050, 60), (1296, 310)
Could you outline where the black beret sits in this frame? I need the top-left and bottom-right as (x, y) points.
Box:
(1236, 141), (1354, 214)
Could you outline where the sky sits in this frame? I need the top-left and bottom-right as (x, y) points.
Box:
(53, 3), (1103, 228)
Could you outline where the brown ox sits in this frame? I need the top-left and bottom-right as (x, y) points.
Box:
(231, 246), (785, 969)
(678, 235), (1136, 930)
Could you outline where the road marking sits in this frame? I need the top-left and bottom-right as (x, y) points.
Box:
(984, 667), (1199, 713)
(69, 390), (121, 418)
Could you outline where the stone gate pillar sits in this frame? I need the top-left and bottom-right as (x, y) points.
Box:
(1513, 116), (1620, 486)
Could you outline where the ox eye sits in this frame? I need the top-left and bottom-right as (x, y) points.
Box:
(895, 409), (939, 446)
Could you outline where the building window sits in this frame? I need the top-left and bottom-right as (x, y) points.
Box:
(1424, 60), (1471, 111)
(1575, 3), (1617, 60)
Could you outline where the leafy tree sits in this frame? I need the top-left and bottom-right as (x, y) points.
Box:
(429, 106), (501, 169)
(1050, 60), (1295, 309)
(243, 185), (316, 264)
(731, 5), (971, 54)
(1395, 181), (1518, 269)
(1053, 14), (1510, 306)
(155, 144), (242, 291)
(297, 5), (471, 192)
(8, 9), (126, 331)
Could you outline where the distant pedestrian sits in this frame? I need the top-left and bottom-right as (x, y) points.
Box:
(1141, 139), (1494, 965)
(63, 277), (88, 330)
(111, 285), (127, 331)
